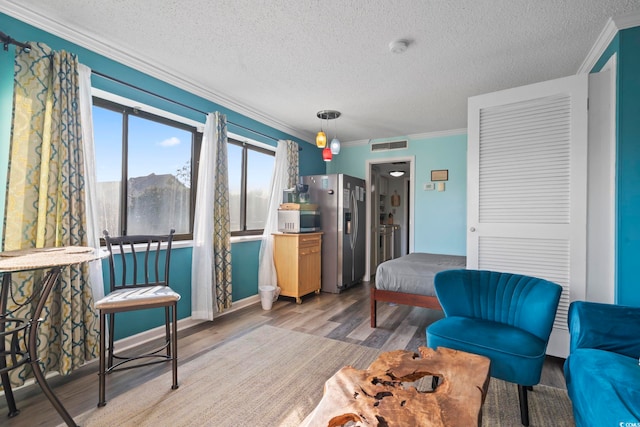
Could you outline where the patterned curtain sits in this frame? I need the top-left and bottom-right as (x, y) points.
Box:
(2, 43), (99, 387)
(212, 113), (232, 312)
(286, 140), (299, 188)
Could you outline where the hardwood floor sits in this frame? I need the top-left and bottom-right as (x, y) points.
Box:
(0, 282), (567, 426)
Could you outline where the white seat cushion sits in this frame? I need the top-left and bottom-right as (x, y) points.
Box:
(94, 286), (180, 310)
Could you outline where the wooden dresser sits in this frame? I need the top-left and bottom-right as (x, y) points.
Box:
(273, 232), (322, 303)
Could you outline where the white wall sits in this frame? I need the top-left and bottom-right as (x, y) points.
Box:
(586, 62), (616, 304)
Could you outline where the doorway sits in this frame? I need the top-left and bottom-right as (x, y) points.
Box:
(365, 156), (415, 280)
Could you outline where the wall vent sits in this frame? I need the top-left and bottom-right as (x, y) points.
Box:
(370, 139), (408, 152)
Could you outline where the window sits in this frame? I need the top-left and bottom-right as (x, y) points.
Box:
(92, 98), (201, 240)
(227, 138), (275, 235)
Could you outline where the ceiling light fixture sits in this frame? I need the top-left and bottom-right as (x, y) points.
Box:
(322, 146), (332, 162)
(315, 116), (326, 148)
(316, 110), (341, 160)
(330, 117), (341, 155)
(390, 170), (405, 177)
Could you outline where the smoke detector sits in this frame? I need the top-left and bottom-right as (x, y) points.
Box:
(389, 39), (409, 54)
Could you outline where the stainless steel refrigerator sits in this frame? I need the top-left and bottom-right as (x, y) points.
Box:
(302, 174), (366, 293)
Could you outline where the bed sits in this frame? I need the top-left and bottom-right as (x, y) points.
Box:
(370, 252), (467, 327)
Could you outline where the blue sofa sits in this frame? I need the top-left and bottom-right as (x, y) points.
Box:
(564, 301), (640, 426)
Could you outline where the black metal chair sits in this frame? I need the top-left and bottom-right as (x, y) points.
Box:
(95, 230), (180, 407)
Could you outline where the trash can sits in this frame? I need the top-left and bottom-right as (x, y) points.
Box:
(259, 285), (277, 310)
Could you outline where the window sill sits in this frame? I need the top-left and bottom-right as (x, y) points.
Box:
(230, 235), (262, 244)
(102, 236), (262, 254)
(102, 239), (193, 254)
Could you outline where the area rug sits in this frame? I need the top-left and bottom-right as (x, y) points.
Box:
(71, 325), (574, 426)
(482, 381), (574, 426)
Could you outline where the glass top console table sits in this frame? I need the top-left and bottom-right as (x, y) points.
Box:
(0, 246), (104, 427)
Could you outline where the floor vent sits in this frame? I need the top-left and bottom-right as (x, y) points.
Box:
(370, 139), (408, 152)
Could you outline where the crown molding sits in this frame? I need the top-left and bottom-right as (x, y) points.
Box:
(614, 9), (640, 30)
(0, 2), (314, 143)
(342, 127), (467, 147)
(578, 10), (640, 74)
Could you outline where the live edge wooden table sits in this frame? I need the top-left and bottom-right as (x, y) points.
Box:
(301, 347), (491, 427)
(0, 246), (104, 427)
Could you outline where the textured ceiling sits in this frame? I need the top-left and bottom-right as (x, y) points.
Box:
(1, 1), (639, 144)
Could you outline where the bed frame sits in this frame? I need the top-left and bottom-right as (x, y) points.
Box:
(370, 253), (466, 328)
(370, 284), (442, 328)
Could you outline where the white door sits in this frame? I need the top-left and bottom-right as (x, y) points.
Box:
(467, 74), (588, 358)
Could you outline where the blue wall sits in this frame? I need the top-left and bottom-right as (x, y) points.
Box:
(0, 12), (325, 339)
(327, 133), (468, 256)
(231, 240), (262, 300)
(592, 27), (640, 306)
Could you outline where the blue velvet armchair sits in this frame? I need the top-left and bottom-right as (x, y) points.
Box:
(564, 301), (640, 426)
(426, 269), (562, 426)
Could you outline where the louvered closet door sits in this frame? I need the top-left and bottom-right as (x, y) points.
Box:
(467, 74), (588, 358)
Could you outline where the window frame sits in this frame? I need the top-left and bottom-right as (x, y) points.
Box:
(228, 137), (276, 237)
(92, 96), (202, 242)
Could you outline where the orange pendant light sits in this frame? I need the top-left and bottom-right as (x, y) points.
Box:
(316, 130), (327, 148)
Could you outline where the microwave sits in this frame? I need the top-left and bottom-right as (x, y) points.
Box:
(277, 209), (321, 233)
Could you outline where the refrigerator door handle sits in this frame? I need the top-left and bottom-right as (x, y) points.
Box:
(350, 190), (358, 250)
